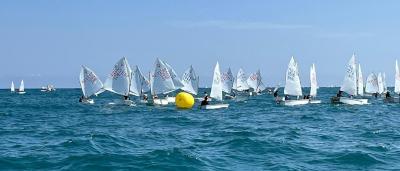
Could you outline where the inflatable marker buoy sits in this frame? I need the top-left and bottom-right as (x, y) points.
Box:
(175, 92), (195, 109)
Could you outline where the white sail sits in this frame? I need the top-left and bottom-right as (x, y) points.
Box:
(103, 57), (132, 96)
(395, 60), (400, 94)
(310, 64), (318, 97)
(221, 68), (234, 93)
(377, 72), (384, 94)
(357, 64), (364, 96)
(247, 70), (266, 92)
(365, 73), (379, 94)
(80, 66), (104, 98)
(210, 62), (223, 101)
(164, 62), (184, 89)
(181, 65), (199, 95)
(340, 54), (357, 96)
(19, 80), (25, 92)
(235, 68), (250, 91)
(130, 65), (150, 96)
(151, 58), (176, 95)
(284, 56), (302, 96)
(382, 72), (387, 93)
(232, 76), (237, 90)
(11, 81), (15, 92)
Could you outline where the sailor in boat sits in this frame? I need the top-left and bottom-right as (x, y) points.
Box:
(79, 96), (84, 103)
(143, 94), (148, 101)
(79, 95), (89, 103)
(200, 95), (210, 106)
(273, 90), (278, 98)
(124, 95), (130, 100)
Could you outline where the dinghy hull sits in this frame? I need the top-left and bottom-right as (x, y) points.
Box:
(331, 97), (369, 105)
(282, 99), (309, 106)
(201, 104), (229, 110)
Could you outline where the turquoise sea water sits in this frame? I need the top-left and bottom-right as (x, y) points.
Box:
(0, 88), (399, 170)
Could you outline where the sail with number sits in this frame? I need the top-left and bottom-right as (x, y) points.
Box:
(365, 73), (379, 94)
(396, 60), (400, 94)
(340, 54), (357, 96)
(164, 62), (184, 89)
(284, 56), (302, 96)
(19, 80), (25, 92)
(80, 66), (104, 98)
(11, 81), (15, 92)
(210, 62), (223, 101)
(181, 65), (199, 95)
(104, 57), (132, 96)
(247, 70), (266, 92)
(357, 64), (364, 96)
(221, 68), (234, 93)
(310, 64), (318, 97)
(235, 68), (250, 91)
(130, 65), (150, 96)
(151, 58), (176, 95)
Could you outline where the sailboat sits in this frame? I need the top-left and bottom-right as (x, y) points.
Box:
(277, 56), (309, 106)
(103, 57), (134, 106)
(221, 68), (235, 99)
(247, 70), (266, 95)
(17, 80), (26, 94)
(130, 65), (150, 103)
(79, 66), (105, 104)
(309, 64), (321, 104)
(202, 62), (229, 109)
(233, 68), (251, 99)
(181, 65), (199, 95)
(331, 54), (368, 105)
(164, 62), (184, 103)
(150, 58), (176, 105)
(365, 73), (379, 97)
(11, 81), (15, 93)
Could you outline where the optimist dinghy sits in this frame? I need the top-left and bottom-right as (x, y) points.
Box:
(79, 66), (104, 104)
(201, 62), (229, 109)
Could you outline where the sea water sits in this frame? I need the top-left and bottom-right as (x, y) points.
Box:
(0, 88), (399, 170)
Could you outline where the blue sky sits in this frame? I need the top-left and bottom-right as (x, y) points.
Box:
(1, 0), (400, 88)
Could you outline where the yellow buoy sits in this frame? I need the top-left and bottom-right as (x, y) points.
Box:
(175, 92), (195, 109)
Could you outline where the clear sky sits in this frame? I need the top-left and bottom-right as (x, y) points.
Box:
(1, 0), (400, 88)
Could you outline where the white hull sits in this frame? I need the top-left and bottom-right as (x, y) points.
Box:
(17, 91), (26, 94)
(124, 100), (135, 106)
(282, 99), (309, 106)
(81, 99), (94, 104)
(201, 104), (229, 109)
(166, 97), (175, 103)
(309, 100), (321, 104)
(332, 97), (369, 105)
(153, 99), (169, 105)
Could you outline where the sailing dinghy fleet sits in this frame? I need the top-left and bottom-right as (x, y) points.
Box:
(74, 54), (400, 108)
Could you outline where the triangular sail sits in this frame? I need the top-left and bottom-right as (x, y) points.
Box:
(11, 81), (15, 92)
(221, 68), (234, 93)
(357, 64), (364, 96)
(247, 70), (266, 92)
(80, 66), (104, 98)
(382, 72), (387, 93)
(210, 62), (223, 101)
(310, 64), (318, 97)
(130, 65), (150, 96)
(284, 56), (302, 96)
(377, 72), (384, 94)
(365, 73), (379, 94)
(181, 65), (199, 95)
(164, 62), (184, 89)
(395, 60), (400, 94)
(103, 57), (132, 96)
(19, 80), (25, 92)
(235, 68), (250, 91)
(340, 54), (357, 96)
(151, 58), (176, 95)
